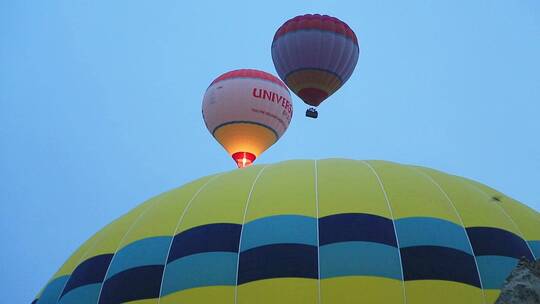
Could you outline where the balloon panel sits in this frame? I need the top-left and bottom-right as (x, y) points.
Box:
(34, 160), (540, 304)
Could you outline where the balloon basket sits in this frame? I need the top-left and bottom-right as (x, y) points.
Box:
(305, 108), (318, 119)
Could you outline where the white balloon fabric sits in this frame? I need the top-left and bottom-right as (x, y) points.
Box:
(202, 69), (293, 167)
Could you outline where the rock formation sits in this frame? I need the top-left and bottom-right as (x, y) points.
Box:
(496, 257), (540, 304)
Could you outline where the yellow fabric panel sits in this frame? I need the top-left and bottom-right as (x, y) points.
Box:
(245, 160), (316, 221)
(367, 161), (461, 224)
(285, 69), (342, 94)
(160, 286), (234, 304)
(51, 201), (151, 278)
(317, 159), (391, 219)
(214, 123), (277, 157)
(416, 167), (519, 234)
(321, 276), (403, 304)
(484, 289), (501, 304)
(50, 228), (104, 279)
(237, 278), (317, 304)
(465, 179), (540, 240)
(81, 201), (153, 258)
(497, 197), (540, 240)
(178, 166), (265, 232)
(119, 176), (215, 246)
(405, 280), (484, 304)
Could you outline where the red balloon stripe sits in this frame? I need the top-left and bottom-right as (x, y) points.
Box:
(210, 69), (288, 90)
(273, 14), (358, 46)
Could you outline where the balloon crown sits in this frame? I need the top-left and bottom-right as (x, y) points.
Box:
(273, 14), (358, 46)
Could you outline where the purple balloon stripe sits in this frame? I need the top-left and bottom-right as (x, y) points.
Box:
(272, 30), (358, 82)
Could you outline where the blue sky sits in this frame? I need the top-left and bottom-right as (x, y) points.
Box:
(1, 1), (539, 302)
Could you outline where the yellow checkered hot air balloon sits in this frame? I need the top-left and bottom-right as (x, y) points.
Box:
(33, 159), (540, 304)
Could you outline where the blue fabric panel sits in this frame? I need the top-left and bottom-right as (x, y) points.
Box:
(106, 236), (171, 279)
(160, 252), (237, 296)
(401, 245), (481, 288)
(476, 255), (519, 289)
(238, 243), (318, 284)
(396, 217), (471, 254)
(528, 241), (540, 259)
(467, 227), (534, 260)
(167, 223), (241, 263)
(36, 275), (69, 304)
(99, 265), (164, 304)
(241, 215), (317, 251)
(58, 283), (101, 304)
(319, 213), (397, 247)
(60, 254), (113, 298)
(320, 241), (401, 280)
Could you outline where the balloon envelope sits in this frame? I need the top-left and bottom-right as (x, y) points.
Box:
(202, 69), (293, 167)
(272, 14), (360, 107)
(33, 159), (540, 304)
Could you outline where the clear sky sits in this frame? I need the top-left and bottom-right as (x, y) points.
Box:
(1, 1), (539, 302)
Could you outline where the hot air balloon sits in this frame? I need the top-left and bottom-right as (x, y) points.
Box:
(202, 69), (293, 168)
(33, 159), (540, 304)
(271, 14), (360, 118)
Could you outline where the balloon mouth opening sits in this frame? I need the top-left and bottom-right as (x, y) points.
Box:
(232, 152), (257, 168)
(297, 88), (328, 106)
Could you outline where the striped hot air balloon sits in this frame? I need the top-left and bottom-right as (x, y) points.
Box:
(271, 14), (360, 118)
(33, 159), (540, 304)
(202, 69), (293, 168)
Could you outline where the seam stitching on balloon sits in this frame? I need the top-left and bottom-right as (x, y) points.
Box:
(411, 167), (486, 302)
(360, 160), (408, 304)
(463, 181), (537, 261)
(314, 160), (322, 304)
(53, 218), (117, 303)
(324, 22), (339, 103)
(234, 165), (269, 304)
(156, 174), (223, 302)
(95, 200), (161, 303)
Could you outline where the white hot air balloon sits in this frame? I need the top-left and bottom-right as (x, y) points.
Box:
(202, 69), (293, 168)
